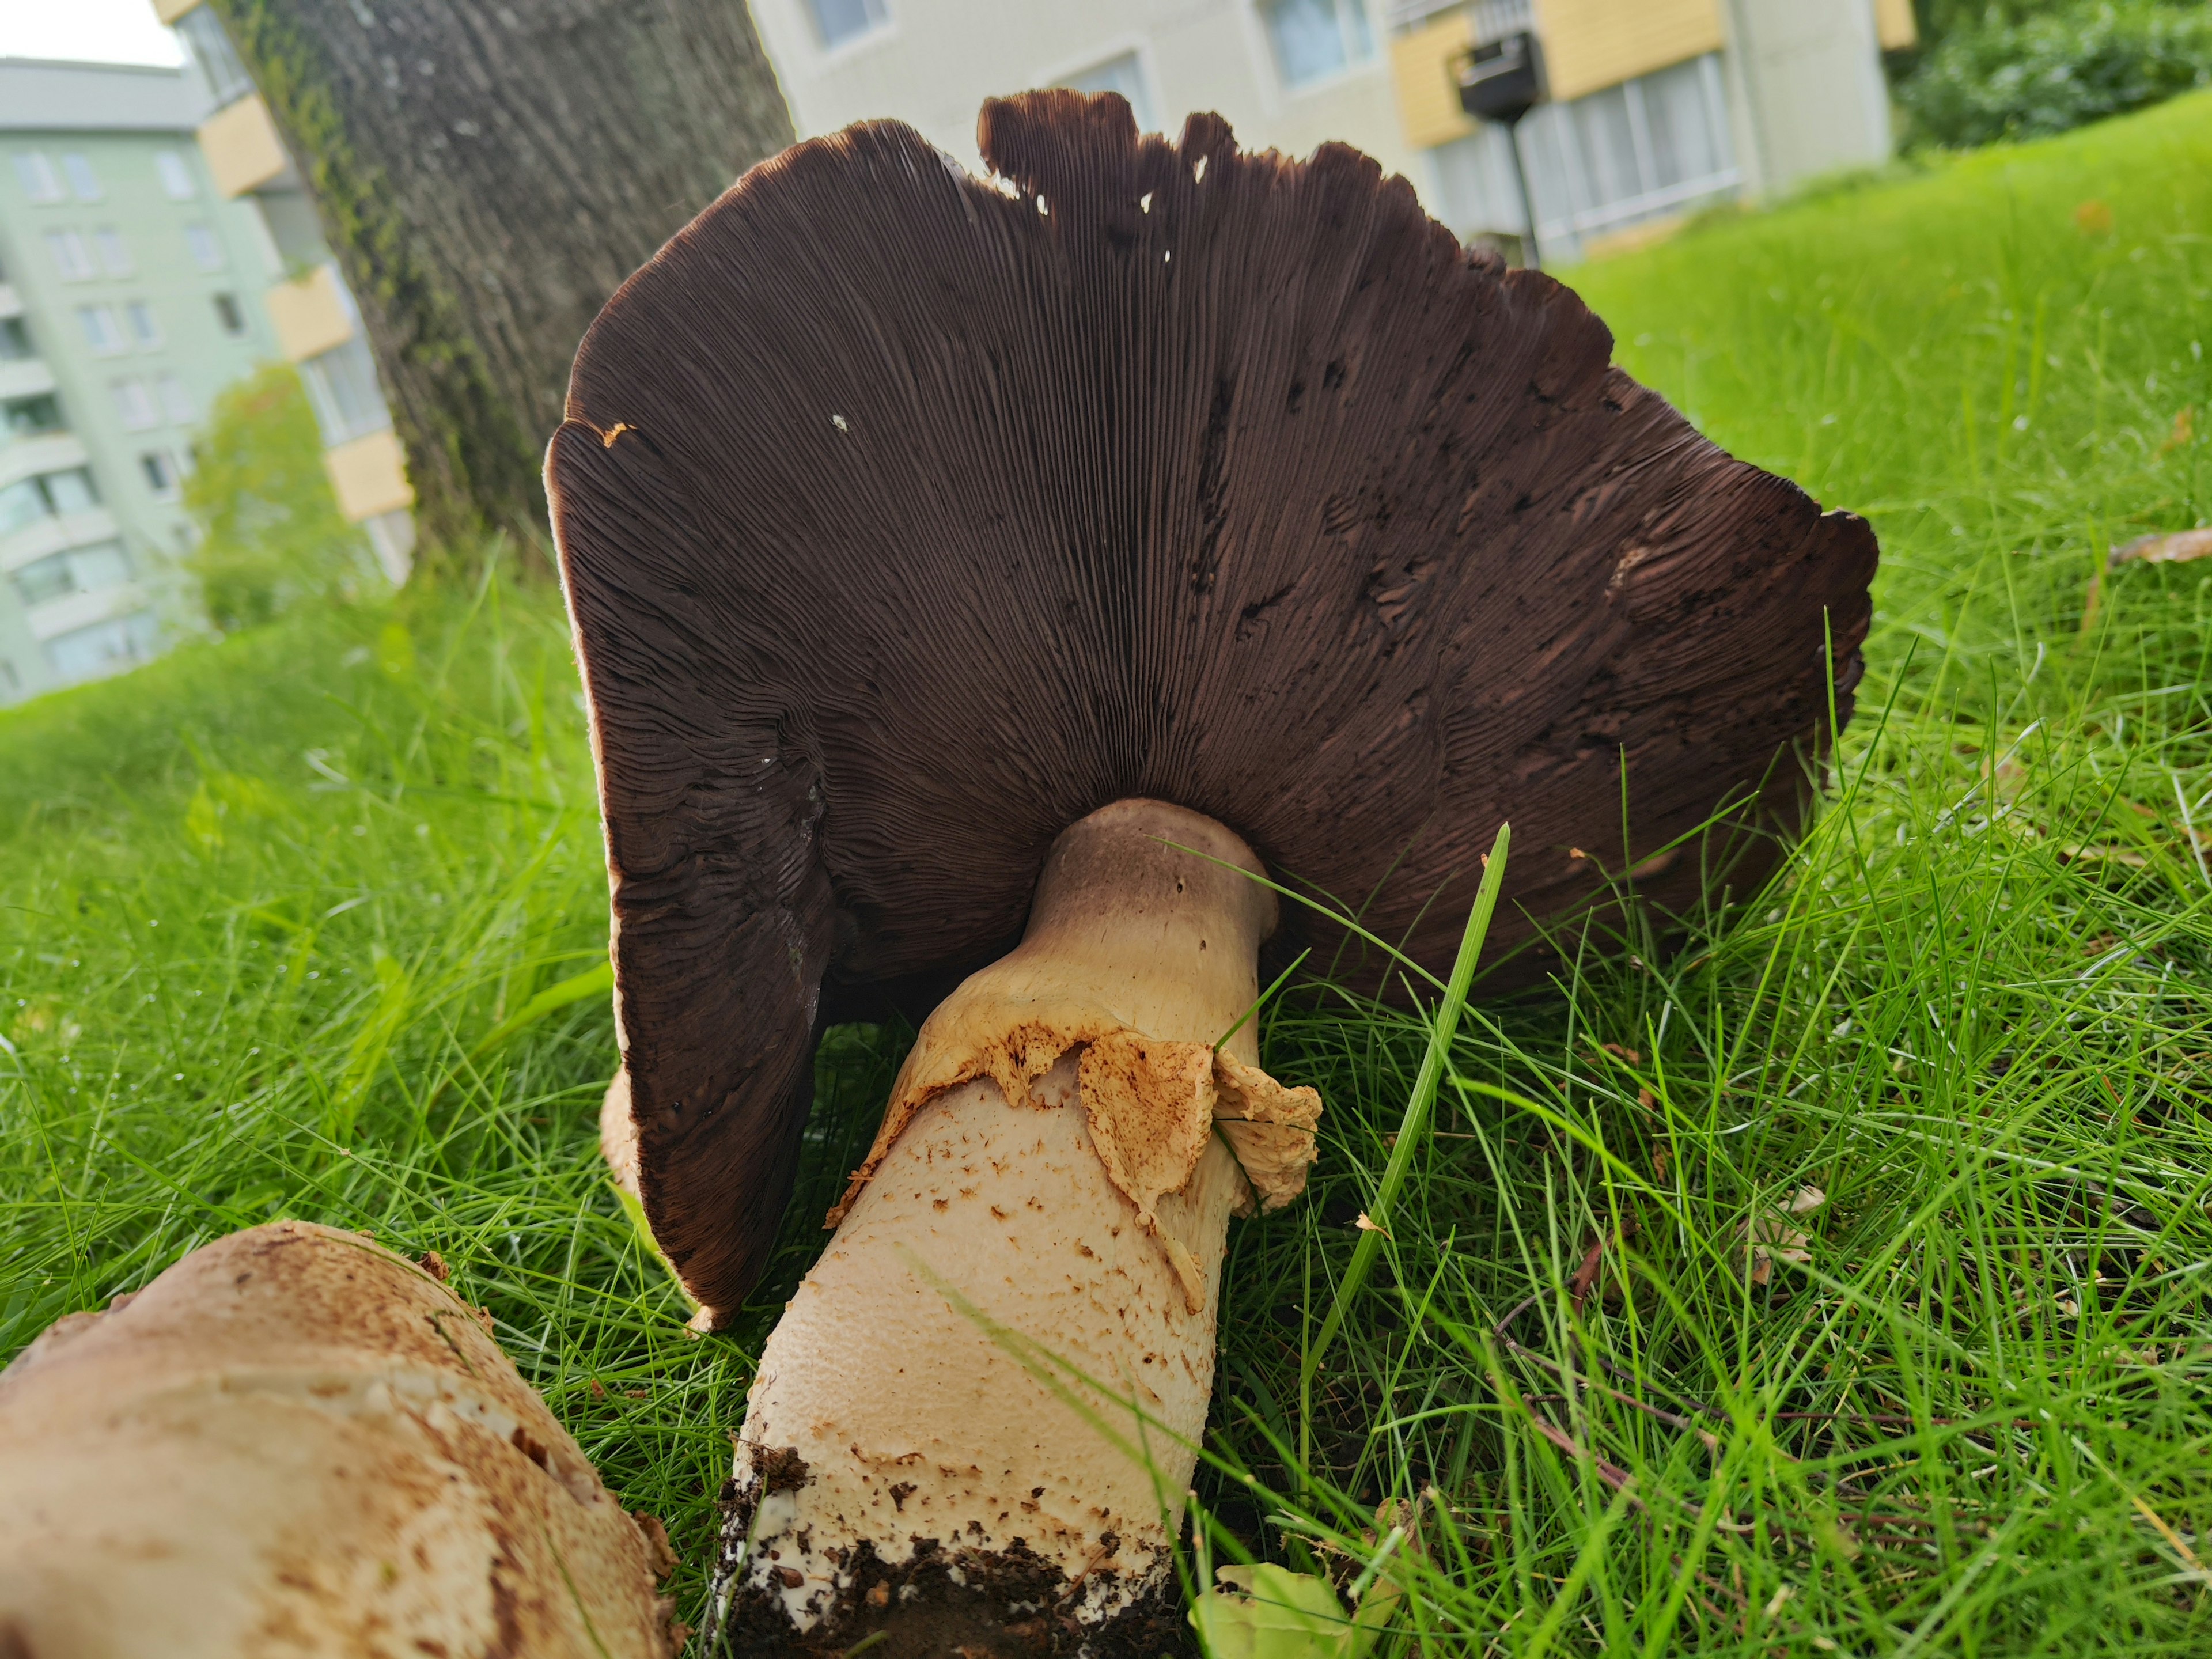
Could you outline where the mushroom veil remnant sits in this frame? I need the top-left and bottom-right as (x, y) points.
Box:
(0, 1221), (679, 1658)
(547, 91), (1877, 1654)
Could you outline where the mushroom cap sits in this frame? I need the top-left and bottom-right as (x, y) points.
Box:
(0, 1221), (672, 1657)
(547, 91), (1877, 1320)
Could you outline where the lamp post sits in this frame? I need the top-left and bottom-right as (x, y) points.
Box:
(1455, 30), (1544, 271)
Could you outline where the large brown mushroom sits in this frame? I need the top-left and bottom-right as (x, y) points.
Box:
(0, 1222), (677, 1658)
(547, 92), (1875, 1653)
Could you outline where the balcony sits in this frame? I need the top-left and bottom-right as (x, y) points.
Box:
(267, 263), (354, 362)
(0, 433), (88, 493)
(0, 508), (118, 577)
(25, 581), (146, 643)
(0, 359), (57, 402)
(199, 94), (294, 198)
(324, 429), (414, 522)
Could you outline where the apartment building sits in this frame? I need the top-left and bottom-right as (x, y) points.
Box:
(1394, 0), (1919, 260)
(0, 57), (278, 706)
(759, 0), (1914, 265)
(754, 0), (1422, 187)
(151, 0), (416, 589)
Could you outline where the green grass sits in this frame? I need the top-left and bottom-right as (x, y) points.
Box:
(7, 92), (2212, 1655)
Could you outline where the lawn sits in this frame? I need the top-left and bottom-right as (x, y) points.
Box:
(6, 92), (2212, 1655)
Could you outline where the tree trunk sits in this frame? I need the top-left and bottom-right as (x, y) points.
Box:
(211, 0), (794, 555)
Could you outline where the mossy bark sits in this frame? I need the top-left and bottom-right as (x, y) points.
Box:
(210, 0), (794, 560)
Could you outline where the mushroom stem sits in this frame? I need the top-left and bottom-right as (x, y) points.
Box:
(709, 800), (1319, 1653)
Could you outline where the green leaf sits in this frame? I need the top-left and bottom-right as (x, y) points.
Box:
(1301, 821), (1510, 1460)
(1191, 1565), (1365, 1659)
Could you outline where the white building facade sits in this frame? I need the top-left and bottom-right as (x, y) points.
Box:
(1391, 0), (1916, 260)
(756, 0), (1916, 265)
(752, 0), (1421, 187)
(0, 58), (278, 704)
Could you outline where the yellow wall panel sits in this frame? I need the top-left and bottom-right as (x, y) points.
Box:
(267, 265), (353, 363)
(198, 95), (288, 199)
(324, 430), (414, 522)
(1390, 10), (1478, 151)
(1533, 0), (1725, 103)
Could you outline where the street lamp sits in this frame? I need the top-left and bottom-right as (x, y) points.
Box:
(1455, 29), (1544, 270)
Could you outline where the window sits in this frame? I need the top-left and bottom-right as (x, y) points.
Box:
(12, 554), (71, 605)
(12, 151), (63, 204)
(154, 150), (196, 200)
(1518, 54), (1737, 253)
(807, 0), (888, 50)
(298, 335), (391, 444)
(46, 611), (158, 680)
(176, 8), (256, 108)
(114, 379), (158, 430)
(12, 540), (131, 607)
(0, 477), (40, 535)
(212, 293), (245, 335)
(2, 393), (65, 438)
(1058, 51), (1157, 132)
(45, 230), (95, 281)
(78, 305), (125, 355)
(125, 301), (162, 349)
(0, 317), (31, 362)
(1260, 0), (1374, 89)
(61, 153), (101, 202)
(44, 467), (96, 516)
(183, 222), (225, 272)
(141, 450), (182, 498)
(155, 374), (195, 423)
(93, 229), (132, 276)
(0, 467), (99, 536)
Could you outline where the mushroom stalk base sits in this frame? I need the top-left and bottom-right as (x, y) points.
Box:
(706, 801), (1320, 1656)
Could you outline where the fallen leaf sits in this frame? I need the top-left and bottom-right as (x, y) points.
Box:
(1600, 1042), (1642, 1065)
(2109, 527), (2212, 569)
(1354, 1212), (1391, 1240)
(2158, 406), (2195, 456)
(2074, 198), (2113, 234)
(1747, 1187), (1825, 1286)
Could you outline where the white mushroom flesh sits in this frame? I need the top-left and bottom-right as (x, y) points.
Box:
(722, 799), (1320, 1632)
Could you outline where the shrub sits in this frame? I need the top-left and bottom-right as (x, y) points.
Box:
(1899, 1), (2212, 148)
(183, 365), (377, 633)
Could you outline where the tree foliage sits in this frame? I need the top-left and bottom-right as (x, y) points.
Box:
(183, 365), (372, 634)
(1908, 0), (2073, 58)
(1899, 1), (2212, 147)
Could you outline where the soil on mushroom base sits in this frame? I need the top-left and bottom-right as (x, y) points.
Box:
(710, 1532), (1192, 1658)
(715, 1448), (1192, 1657)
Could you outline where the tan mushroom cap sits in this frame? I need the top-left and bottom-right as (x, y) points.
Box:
(0, 1221), (676, 1659)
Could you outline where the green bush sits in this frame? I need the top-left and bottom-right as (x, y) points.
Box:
(184, 365), (377, 633)
(1899, 1), (2212, 147)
